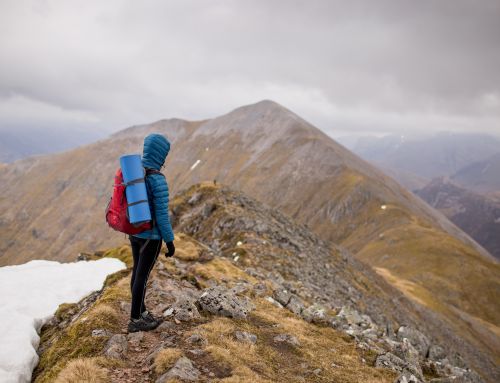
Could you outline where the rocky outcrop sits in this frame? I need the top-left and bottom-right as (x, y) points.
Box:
(170, 184), (489, 382)
(197, 285), (255, 319)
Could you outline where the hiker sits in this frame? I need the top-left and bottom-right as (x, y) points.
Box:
(128, 133), (175, 333)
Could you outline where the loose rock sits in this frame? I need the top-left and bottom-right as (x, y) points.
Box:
(235, 330), (257, 344)
(186, 333), (207, 346)
(104, 334), (128, 359)
(156, 356), (200, 382)
(127, 331), (144, 346)
(273, 333), (300, 347)
(397, 326), (430, 357)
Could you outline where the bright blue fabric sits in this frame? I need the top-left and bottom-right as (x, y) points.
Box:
(120, 154), (151, 223)
(133, 133), (175, 243)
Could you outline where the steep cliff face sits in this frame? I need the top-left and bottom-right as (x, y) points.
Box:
(34, 185), (486, 383)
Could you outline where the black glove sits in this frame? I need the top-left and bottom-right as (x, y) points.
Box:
(165, 241), (175, 258)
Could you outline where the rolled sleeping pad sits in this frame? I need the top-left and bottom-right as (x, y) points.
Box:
(119, 154), (152, 225)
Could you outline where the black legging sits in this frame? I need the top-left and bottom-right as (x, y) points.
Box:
(129, 235), (162, 319)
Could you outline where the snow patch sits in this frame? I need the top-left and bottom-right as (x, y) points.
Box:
(190, 159), (201, 170)
(0, 258), (125, 383)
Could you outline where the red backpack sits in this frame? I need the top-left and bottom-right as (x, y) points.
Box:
(105, 168), (161, 235)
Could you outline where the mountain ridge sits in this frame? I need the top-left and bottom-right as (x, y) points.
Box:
(0, 100), (498, 381)
(34, 183), (489, 382)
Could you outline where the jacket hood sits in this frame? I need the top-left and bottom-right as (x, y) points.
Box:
(142, 133), (171, 170)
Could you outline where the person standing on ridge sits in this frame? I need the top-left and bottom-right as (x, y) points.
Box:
(128, 133), (176, 333)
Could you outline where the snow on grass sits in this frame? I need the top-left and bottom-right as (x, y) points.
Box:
(0, 258), (126, 383)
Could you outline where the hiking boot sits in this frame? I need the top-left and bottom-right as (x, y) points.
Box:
(141, 310), (161, 325)
(127, 316), (159, 333)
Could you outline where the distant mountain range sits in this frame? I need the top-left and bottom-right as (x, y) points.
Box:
(452, 152), (500, 194)
(0, 101), (498, 381)
(0, 128), (105, 163)
(340, 132), (500, 191)
(340, 132), (500, 262)
(416, 177), (500, 260)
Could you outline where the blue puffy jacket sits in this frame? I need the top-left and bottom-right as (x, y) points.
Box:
(133, 133), (175, 243)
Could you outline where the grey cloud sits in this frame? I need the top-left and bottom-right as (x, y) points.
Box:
(0, 0), (499, 137)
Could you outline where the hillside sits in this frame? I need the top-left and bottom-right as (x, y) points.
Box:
(0, 101), (499, 380)
(452, 152), (500, 194)
(416, 177), (500, 260)
(34, 184), (485, 382)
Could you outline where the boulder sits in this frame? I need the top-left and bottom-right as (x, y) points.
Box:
(428, 344), (447, 361)
(375, 352), (406, 371)
(301, 304), (329, 324)
(173, 296), (201, 321)
(273, 288), (291, 306)
(397, 326), (430, 357)
(336, 306), (364, 326)
(286, 295), (305, 315)
(375, 352), (423, 381)
(104, 334), (128, 359)
(164, 292), (201, 322)
(265, 296), (283, 308)
(127, 331), (144, 347)
(156, 356), (200, 382)
(235, 331), (257, 344)
(198, 285), (255, 319)
(393, 338), (421, 369)
(91, 329), (109, 337)
(273, 333), (300, 347)
(395, 373), (421, 383)
(186, 333), (207, 346)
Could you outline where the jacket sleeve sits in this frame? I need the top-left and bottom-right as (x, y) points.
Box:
(150, 175), (175, 243)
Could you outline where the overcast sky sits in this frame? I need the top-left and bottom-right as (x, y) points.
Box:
(1, 0), (499, 139)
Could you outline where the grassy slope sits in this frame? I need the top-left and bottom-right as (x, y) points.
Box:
(320, 171), (500, 364)
(34, 234), (395, 383)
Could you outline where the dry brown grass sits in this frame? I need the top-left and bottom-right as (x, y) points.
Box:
(34, 277), (125, 383)
(190, 297), (396, 383)
(153, 348), (184, 374)
(190, 257), (257, 287)
(174, 232), (202, 261)
(54, 357), (109, 383)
